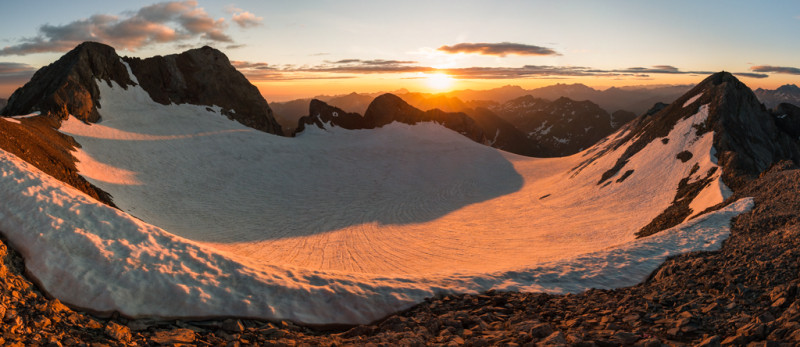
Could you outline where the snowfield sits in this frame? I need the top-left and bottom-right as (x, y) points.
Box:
(0, 78), (752, 324)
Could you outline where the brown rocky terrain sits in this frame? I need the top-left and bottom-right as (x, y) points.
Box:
(0, 162), (797, 346)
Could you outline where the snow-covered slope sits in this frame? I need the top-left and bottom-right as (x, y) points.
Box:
(0, 73), (754, 324)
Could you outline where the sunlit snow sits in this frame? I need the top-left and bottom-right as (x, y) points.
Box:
(0, 78), (751, 324)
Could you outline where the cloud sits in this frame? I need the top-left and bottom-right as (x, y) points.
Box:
(611, 65), (711, 75)
(751, 65), (800, 75)
(733, 72), (769, 79)
(0, 62), (36, 84)
(231, 59), (764, 83)
(0, 1), (262, 56)
(232, 11), (263, 28)
(437, 42), (559, 56)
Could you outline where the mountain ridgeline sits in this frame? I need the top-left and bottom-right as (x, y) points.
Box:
(293, 93), (636, 157)
(1, 42), (282, 135)
(571, 72), (800, 237)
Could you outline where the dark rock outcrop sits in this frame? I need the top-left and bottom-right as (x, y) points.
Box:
(772, 103), (800, 139)
(293, 99), (366, 135)
(0, 98), (7, 110)
(1, 42), (134, 122)
(126, 46), (282, 135)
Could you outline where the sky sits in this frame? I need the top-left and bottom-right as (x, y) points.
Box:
(0, 0), (798, 101)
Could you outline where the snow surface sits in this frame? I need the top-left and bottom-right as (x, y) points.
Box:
(3, 111), (41, 124)
(0, 79), (754, 324)
(683, 92), (703, 107)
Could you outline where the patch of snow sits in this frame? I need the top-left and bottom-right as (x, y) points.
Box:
(3, 111), (42, 124)
(488, 129), (500, 146)
(553, 137), (570, 144)
(778, 114), (787, 119)
(332, 111), (339, 117)
(683, 92), (703, 107)
(120, 59), (139, 85)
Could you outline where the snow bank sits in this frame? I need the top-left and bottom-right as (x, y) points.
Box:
(0, 148), (752, 323)
(0, 79), (755, 324)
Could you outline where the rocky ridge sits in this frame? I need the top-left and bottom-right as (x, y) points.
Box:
(295, 94), (490, 146)
(1, 42), (282, 135)
(571, 72), (800, 237)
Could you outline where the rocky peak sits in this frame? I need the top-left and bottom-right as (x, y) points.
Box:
(125, 45), (282, 135)
(1, 41), (134, 122)
(293, 99), (365, 135)
(2, 42), (282, 135)
(363, 93), (425, 127)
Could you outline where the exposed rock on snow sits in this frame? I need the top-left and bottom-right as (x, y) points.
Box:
(125, 45), (283, 135)
(293, 99), (367, 134)
(1, 42), (282, 136)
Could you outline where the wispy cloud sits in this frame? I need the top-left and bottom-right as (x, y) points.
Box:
(437, 42), (559, 57)
(0, 1), (261, 56)
(751, 65), (800, 75)
(0, 62), (37, 85)
(231, 11), (263, 28)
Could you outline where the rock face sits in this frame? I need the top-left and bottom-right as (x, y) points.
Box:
(0, 98), (7, 109)
(491, 95), (628, 156)
(755, 84), (800, 109)
(293, 99), (366, 134)
(772, 103), (800, 139)
(574, 72), (800, 237)
(295, 94), (489, 145)
(2, 41), (282, 135)
(126, 46), (282, 135)
(1, 42), (135, 122)
(364, 94), (487, 144)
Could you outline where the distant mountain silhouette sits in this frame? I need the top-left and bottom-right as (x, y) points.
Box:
(755, 84), (800, 109)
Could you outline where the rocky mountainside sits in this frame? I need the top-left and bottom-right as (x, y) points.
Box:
(490, 95), (633, 156)
(573, 72), (800, 237)
(0, 41), (284, 205)
(772, 103), (800, 139)
(296, 94), (489, 146)
(2, 42), (282, 135)
(755, 84), (800, 109)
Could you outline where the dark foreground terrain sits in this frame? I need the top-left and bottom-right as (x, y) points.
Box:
(0, 163), (799, 346)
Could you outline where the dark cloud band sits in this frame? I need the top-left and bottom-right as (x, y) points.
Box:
(437, 42), (559, 56)
(751, 65), (800, 75)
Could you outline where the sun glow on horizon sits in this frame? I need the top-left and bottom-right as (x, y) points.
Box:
(425, 73), (455, 91)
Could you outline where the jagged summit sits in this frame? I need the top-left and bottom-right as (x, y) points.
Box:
(1, 42), (134, 123)
(2, 41), (282, 135)
(573, 71), (800, 236)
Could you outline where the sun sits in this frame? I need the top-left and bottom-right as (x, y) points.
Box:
(425, 73), (455, 91)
